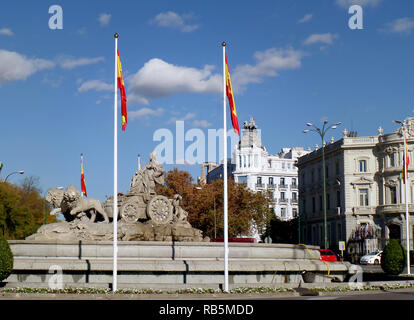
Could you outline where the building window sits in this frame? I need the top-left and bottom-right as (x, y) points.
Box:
(239, 155), (242, 168)
(280, 177), (285, 187)
(280, 192), (286, 200)
(389, 154), (395, 167)
(243, 155), (246, 168)
(359, 189), (369, 206)
(268, 159), (272, 168)
(327, 193), (331, 210)
(292, 192), (297, 201)
(248, 154), (251, 168)
(336, 190), (341, 208)
(281, 207), (287, 218)
(292, 178), (297, 187)
(238, 176), (247, 184)
(282, 162), (285, 169)
(269, 177), (274, 186)
(359, 160), (367, 172)
(257, 177), (262, 185)
(319, 195), (323, 211)
(292, 208), (298, 218)
(390, 186), (397, 204)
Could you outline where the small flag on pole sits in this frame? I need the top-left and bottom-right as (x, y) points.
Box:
(117, 49), (127, 131)
(80, 153), (87, 197)
(225, 53), (240, 136)
(402, 137), (410, 183)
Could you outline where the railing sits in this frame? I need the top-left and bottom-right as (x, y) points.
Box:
(279, 184), (288, 189)
(255, 183), (265, 189)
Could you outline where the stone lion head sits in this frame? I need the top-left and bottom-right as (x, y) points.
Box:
(63, 185), (81, 204)
(46, 188), (64, 208)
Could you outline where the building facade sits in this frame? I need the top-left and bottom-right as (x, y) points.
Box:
(230, 117), (310, 221)
(297, 117), (414, 260)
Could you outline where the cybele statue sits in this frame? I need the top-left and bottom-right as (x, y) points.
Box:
(27, 152), (207, 242)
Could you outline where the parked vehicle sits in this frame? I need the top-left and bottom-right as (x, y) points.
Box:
(360, 251), (382, 265)
(410, 251), (414, 265)
(319, 249), (338, 262)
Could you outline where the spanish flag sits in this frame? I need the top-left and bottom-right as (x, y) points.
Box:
(80, 153), (87, 197)
(225, 53), (240, 136)
(117, 49), (127, 131)
(402, 137), (410, 184)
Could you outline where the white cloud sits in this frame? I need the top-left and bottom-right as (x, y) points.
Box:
(58, 56), (104, 69)
(192, 119), (211, 128)
(303, 33), (339, 45)
(335, 0), (381, 8)
(167, 112), (196, 124)
(381, 17), (414, 35)
(128, 58), (221, 104)
(298, 14), (313, 24)
(231, 48), (303, 90)
(98, 13), (111, 27)
(0, 28), (13, 36)
(0, 49), (55, 84)
(129, 107), (164, 119)
(78, 80), (112, 92)
(150, 11), (199, 32)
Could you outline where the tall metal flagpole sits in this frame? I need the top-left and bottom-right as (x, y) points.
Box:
(113, 33), (119, 292)
(403, 127), (410, 275)
(222, 42), (229, 292)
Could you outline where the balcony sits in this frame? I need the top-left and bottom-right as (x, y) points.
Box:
(377, 204), (414, 215)
(291, 198), (298, 204)
(279, 184), (288, 189)
(267, 184), (276, 190)
(255, 183), (265, 189)
(279, 198), (289, 204)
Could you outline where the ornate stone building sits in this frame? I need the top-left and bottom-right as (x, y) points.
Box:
(231, 117), (310, 221)
(297, 117), (414, 258)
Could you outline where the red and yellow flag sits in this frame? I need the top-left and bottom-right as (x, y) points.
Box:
(117, 49), (127, 131)
(80, 153), (87, 197)
(225, 53), (240, 136)
(402, 137), (410, 184)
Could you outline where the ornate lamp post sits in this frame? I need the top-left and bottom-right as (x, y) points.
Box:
(303, 120), (341, 249)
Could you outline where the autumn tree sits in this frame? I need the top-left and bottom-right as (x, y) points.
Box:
(0, 176), (56, 240)
(157, 169), (274, 239)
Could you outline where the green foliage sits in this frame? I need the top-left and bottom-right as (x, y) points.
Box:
(0, 233), (13, 282)
(381, 239), (406, 275)
(0, 177), (56, 240)
(264, 217), (299, 244)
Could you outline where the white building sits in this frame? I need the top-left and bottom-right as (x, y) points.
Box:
(231, 117), (310, 220)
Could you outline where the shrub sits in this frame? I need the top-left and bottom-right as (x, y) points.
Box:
(381, 239), (406, 275)
(0, 233), (13, 282)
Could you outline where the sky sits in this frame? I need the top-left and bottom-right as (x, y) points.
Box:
(1, 0), (414, 201)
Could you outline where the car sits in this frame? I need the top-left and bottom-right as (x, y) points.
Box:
(360, 251), (382, 265)
(319, 249), (338, 262)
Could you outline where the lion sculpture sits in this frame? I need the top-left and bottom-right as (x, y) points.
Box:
(46, 185), (109, 223)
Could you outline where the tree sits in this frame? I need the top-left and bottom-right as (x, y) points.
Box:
(0, 177), (56, 240)
(264, 217), (299, 244)
(381, 239), (406, 275)
(157, 169), (274, 239)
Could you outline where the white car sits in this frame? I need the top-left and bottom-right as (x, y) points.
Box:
(360, 251), (382, 265)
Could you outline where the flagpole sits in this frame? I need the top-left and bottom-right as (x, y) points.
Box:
(113, 33), (119, 292)
(403, 128), (410, 275)
(222, 42), (229, 292)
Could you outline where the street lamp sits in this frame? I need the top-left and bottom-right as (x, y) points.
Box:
(4, 170), (24, 182)
(393, 119), (411, 274)
(303, 120), (341, 249)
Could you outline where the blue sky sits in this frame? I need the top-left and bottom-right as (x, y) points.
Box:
(1, 0), (414, 201)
